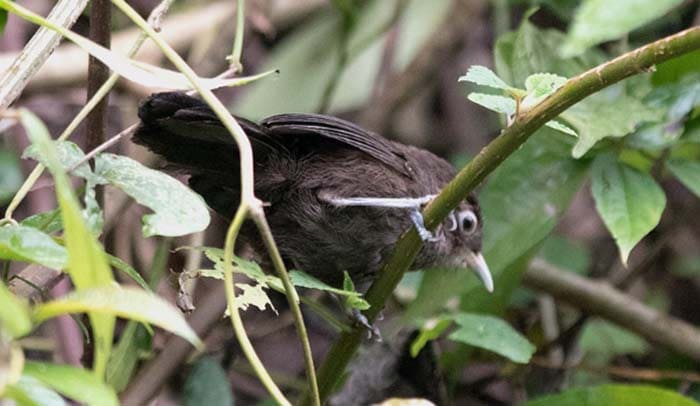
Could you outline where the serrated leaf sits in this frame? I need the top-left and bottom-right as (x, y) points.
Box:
(19, 109), (115, 377)
(0, 281), (32, 338)
(467, 93), (516, 115)
(23, 362), (118, 406)
(561, 0), (684, 57)
(527, 384), (698, 406)
(545, 120), (577, 137)
(236, 283), (276, 313)
(522, 73), (567, 109)
(94, 154), (210, 237)
(666, 159), (700, 198)
(184, 357), (234, 406)
(0, 224), (67, 269)
(591, 154), (666, 265)
(447, 313), (534, 363)
(459, 65), (510, 90)
(34, 286), (202, 349)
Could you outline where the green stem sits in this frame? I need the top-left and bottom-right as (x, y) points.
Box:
(223, 205), (291, 406)
(251, 211), (321, 406)
(304, 26), (700, 405)
(228, 0), (245, 72)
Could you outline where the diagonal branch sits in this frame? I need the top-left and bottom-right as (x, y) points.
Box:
(307, 26), (700, 404)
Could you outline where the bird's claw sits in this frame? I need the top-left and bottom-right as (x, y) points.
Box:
(351, 309), (382, 342)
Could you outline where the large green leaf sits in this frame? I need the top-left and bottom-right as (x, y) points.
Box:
(0, 281), (32, 338)
(3, 375), (66, 406)
(561, 0), (684, 57)
(527, 384), (699, 406)
(404, 129), (588, 320)
(448, 313), (535, 364)
(579, 319), (648, 365)
(94, 154), (210, 237)
(19, 109), (115, 377)
(0, 224), (67, 270)
(183, 356), (234, 406)
(23, 362), (118, 406)
(667, 159), (700, 198)
(33, 286), (202, 349)
(0, 149), (22, 205)
(591, 153), (666, 264)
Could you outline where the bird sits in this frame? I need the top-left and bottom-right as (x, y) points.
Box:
(133, 92), (492, 292)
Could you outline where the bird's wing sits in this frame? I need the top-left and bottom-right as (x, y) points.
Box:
(261, 113), (415, 178)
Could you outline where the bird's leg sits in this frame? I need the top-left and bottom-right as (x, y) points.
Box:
(325, 195), (439, 242)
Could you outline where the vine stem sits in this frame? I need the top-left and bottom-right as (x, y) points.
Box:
(223, 205), (290, 405)
(108, 1), (320, 404)
(303, 26), (700, 405)
(227, 0), (245, 72)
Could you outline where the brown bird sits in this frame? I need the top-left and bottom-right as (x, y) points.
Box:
(133, 92), (492, 292)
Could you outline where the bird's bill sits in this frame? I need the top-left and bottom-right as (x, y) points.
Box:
(466, 251), (494, 293)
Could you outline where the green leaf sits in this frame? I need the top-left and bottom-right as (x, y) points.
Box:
(579, 319), (648, 365)
(591, 154), (666, 264)
(33, 286), (202, 349)
(106, 255), (151, 292)
(537, 236), (590, 275)
(527, 384), (699, 406)
(410, 317), (451, 357)
(94, 153), (210, 237)
(467, 93), (516, 115)
(20, 209), (63, 234)
(0, 224), (67, 269)
(522, 72), (567, 109)
(459, 65), (510, 90)
(666, 159), (700, 198)
(545, 120), (577, 137)
(106, 322), (151, 392)
(23, 141), (95, 182)
(4, 375), (66, 406)
(184, 356), (234, 406)
(0, 281), (32, 338)
(234, 283), (276, 313)
(291, 270), (369, 310)
(560, 0), (684, 57)
(447, 313), (535, 364)
(565, 89), (664, 158)
(19, 109), (115, 377)
(0, 149), (23, 205)
(23, 362), (118, 406)
(652, 50), (700, 86)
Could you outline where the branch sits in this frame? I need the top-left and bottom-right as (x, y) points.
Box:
(524, 259), (700, 362)
(307, 26), (700, 404)
(0, 0), (88, 109)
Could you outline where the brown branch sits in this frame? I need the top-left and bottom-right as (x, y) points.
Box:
(86, 0), (111, 206)
(524, 259), (700, 362)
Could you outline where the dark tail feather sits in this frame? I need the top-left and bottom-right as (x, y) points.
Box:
(133, 92), (271, 218)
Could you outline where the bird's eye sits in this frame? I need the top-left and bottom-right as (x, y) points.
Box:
(458, 210), (478, 234)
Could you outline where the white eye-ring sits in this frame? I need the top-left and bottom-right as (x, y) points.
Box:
(446, 212), (458, 231)
(457, 210), (478, 234)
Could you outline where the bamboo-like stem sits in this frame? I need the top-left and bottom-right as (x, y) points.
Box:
(305, 26), (700, 404)
(223, 206), (291, 406)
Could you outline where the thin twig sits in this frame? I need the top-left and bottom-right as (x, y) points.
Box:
(227, 0), (245, 72)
